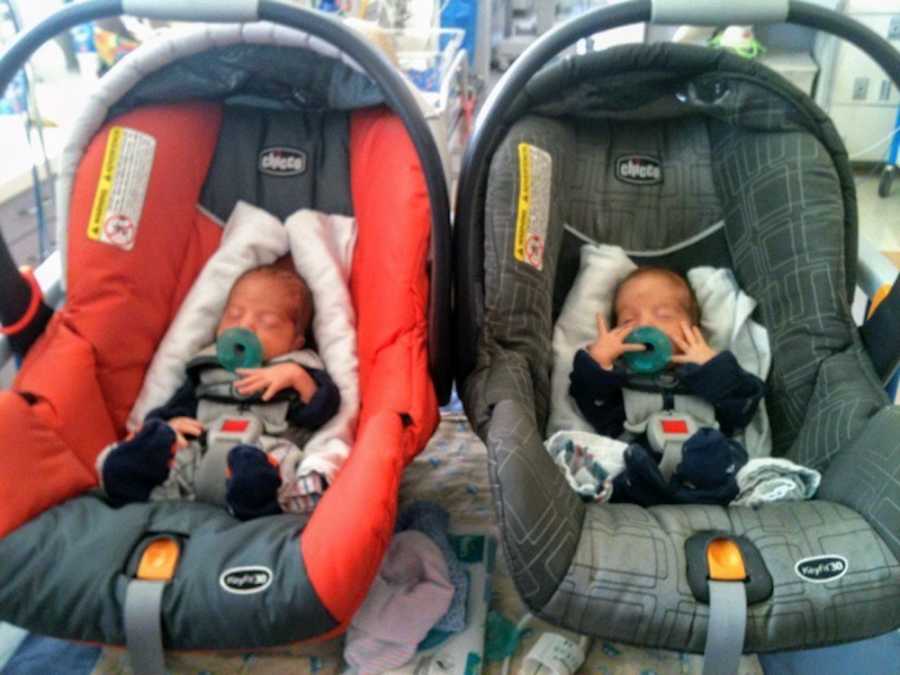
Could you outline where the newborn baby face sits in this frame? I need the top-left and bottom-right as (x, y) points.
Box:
(217, 273), (304, 361)
(614, 271), (695, 354)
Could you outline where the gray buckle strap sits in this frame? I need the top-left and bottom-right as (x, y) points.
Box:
(124, 579), (168, 675)
(702, 580), (747, 675)
(124, 536), (182, 675)
(194, 444), (232, 507)
(196, 415), (264, 507)
(657, 442), (683, 482)
(645, 411), (700, 481)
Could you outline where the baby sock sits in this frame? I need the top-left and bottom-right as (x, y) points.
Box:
(226, 445), (282, 520)
(102, 419), (176, 506)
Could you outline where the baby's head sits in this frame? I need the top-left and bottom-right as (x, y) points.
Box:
(612, 267), (699, 352)
(216, 259), (313, 361)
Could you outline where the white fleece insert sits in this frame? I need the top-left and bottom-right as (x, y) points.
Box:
(128, 201), (359, 483)
(549, 243), (772, 458)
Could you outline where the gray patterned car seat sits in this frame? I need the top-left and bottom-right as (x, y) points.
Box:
(454, 42), (900, 655)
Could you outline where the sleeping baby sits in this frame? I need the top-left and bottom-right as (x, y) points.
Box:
(568, 266), (766, 505)
(96, 259), (340, 519)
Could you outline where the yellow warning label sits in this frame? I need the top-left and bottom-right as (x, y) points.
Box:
(514, 143), (531, 263)
(86, 126), (156, 251)
(87, 126), (122, 240)
(513, 143), (551, 270)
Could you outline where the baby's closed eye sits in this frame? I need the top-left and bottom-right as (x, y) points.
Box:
(259, 313), (285, 329)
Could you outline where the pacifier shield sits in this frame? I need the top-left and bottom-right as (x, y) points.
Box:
(623, 326), (672, 374)
(216, 328), (263, 372)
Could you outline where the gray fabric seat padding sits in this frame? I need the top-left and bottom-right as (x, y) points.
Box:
(820, 406), (900, 556)
(0, 496), (337, 648)
(484, 395), (900, 652)
(543, 499), (900, 652)
(462, 52), (900, 650)
(109, 44), (383, 121)
(200, 105), (353, 222)
(565, 115), (723, 250)
(706, 120), (889, 460)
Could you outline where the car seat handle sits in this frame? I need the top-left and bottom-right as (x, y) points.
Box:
(0, 0), (453, 400)
(122, 0), (258, 22)
(454, 0), (900, 385)
(651, 0), (788, 25)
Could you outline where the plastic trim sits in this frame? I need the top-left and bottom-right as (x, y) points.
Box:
(0, 270), (42, 336)
(651, 0), (788, 25)
(122, 0), (258, 22)
(0, 252), (62, 367)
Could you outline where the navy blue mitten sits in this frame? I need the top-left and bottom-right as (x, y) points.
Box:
(102, 419), (175, 507)
(672, 428), (747, 504)
(611, 430), (748, 507)
(611, 443), (673, 507)
(226, 445), (282, 520)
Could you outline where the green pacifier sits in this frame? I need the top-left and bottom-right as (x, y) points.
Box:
(623, 326), (672, 374)
(216, 327), (263, 372)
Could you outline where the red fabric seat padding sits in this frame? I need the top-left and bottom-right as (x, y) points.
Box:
(1, 102), (223, 537)
(302, 108), (439, 627)
(0, 102), (439, 642)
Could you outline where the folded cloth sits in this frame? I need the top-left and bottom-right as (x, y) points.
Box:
(733, 457), (821, 506)
(345, 531), (454, 675)
(396, 502), (468, 633)
(544, 430), (628, 502)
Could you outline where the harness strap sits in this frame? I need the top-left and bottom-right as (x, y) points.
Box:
(702, 581), (747, 675)
(702, 538), (748, 675)
(124, 537), (181, 675)
(124, 580), (168, 675)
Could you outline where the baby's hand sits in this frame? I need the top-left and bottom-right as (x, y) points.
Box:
(670, 321), (718, 366)
(587, 313), (646, 370)
(236, 363), (317, 402)
(168, 417), (203, 448)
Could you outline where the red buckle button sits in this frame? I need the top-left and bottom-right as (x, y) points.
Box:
(661, 419), (689, 434)
(222, 419), (250, 432)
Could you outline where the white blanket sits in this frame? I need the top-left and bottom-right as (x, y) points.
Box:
(128, 201), (359, 483)
(548, 243), (772, 458)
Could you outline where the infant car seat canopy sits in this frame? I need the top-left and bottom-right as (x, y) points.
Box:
(0, 1), (450, 655)
(454, 0), (900, 659)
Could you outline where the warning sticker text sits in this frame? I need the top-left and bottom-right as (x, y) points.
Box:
(514, 143), (552, 271)
(87, 126), (156, 251)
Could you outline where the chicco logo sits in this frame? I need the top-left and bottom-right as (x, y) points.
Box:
(794, 555), (848, 583)
(258, 147), (307, 177)
(219, 566), (273, 594)
(615, 155), (663, 185)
